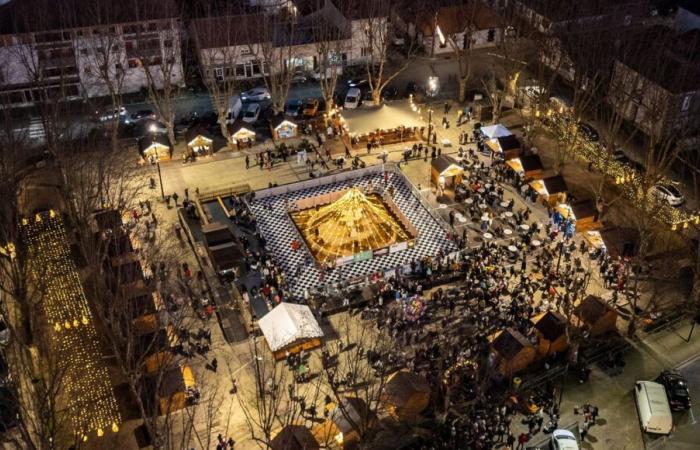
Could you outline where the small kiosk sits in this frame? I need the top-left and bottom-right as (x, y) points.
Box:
(532, 311), (569, 357)
(271, 425), (319, 450)
(228, 119), (257, 147)
(315, 397), (378, 449)
(157, 364), (197, 415)
(480, 124), (512, 139)
(583, 227), (638, 258)
(530, 175), (568, 206)
(556, 200), (601, 232)
(431, 155), (464, 199)
(490, 328), (536, 375)
(139, 136), (172, 162)
(575, 295), (618, 337)
(506, 154), (544, 180)
(258, 302), (324, 360)
(270, 113), (299, 141)
(485, 134), (522, 160)
(186, 133), (213, 157)
(382, 370), (431, 421)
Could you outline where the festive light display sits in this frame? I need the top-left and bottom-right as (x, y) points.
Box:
(290, 188), (412, 263)
(22, 211), (121, 438)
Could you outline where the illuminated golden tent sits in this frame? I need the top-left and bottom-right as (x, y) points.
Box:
(290, 188), (412, 263)
(431, 155), (464, 199)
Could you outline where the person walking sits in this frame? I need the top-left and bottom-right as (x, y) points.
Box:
(245, 154), (250, 169)
(172, 192), (179, 206)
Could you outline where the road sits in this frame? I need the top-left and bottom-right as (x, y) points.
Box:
(667, 353), (700, 449)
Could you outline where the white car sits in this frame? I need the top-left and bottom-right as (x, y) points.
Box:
(0, 317), (9, 346)
(96, 106), (126, 122)
(291, 71), (307, 83)
(652, 184), (684, 206)
(242, 103), (261, 123)
(551, 429), (579, 450)
(241, 87), (271, 102)
(391, 33), (405, 46)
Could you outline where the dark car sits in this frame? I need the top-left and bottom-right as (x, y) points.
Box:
(0, 385), (19, 432)
(381, 86), (399, 100)
(284, 100), (304, 118)
(129, 109), (156, 122)
(656, 370), (691, 411)
(577, 122), (600, 142)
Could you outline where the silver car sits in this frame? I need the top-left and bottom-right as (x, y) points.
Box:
(652, 184), (684, 206)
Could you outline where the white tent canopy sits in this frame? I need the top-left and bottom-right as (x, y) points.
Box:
(258, 303), (324, 352)
(481, 124), (512, 139)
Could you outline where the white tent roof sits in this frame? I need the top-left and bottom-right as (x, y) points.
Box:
(481, 124), (512, 139)
(258, 302), (324, 352)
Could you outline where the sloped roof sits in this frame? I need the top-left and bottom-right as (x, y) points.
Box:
(520, 154), (544, 172)
(571, 199), (597, 220)
(420, 1), (501, 36)
(576, 295), (612, 324)
(330, 397), (375, 435)
(481, 123), (512, 138)
(543, 175), (568, 194)
(258, 302), (324, 352)
(383, 370), (430, 408)
(496, 135), (521, 151)
(492, 328), (532, 360)
(431, 155), (462, 174)
(271, 424), (319, 450)
(534, 311), (567, 341)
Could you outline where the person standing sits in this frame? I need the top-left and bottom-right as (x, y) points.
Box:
(245, 154), (250, 169)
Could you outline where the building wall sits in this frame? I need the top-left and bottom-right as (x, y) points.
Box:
(423, 27), (501, 55)
(675, 7), (700, 32)
(349, 17), (387, 65)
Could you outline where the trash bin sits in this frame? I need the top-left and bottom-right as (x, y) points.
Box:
(513, 377), (522, 389)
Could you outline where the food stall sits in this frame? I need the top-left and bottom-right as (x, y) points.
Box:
(258, 302), (324, 360)
(382, 370), (431, 421)
(531, 311), (569, 357)
(228, 119), (257, 146)
(139, 136), (172, 162)
(271, 425), (319, 450)
(529, 175), (568, 206)
(584, 226), (638, 258)
(270, 113), (298, 141)
(556, 200), (601, 232)
(485, 134), (522, 160)
(574, 295), (618, 337)
(480, 124), (512, 139)
(505, 154), (543, 180)
(157, 364), (197, 415)
(431, 155), (464, 199)
(490, 328), (536, 375)
(186, 134), (213, 157)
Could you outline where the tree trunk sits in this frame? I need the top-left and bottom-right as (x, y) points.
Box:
(458, 77), (468, 103)
(166, 122), (176, 149)
(372, 89), (381, 106)
(218, 117), (230, 149)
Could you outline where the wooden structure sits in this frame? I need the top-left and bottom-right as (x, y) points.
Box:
(532, 311), (569, 357)
(431, 155), (464, 199)
(314, 397), (378, 449)
(530, 175), (568, 206)
(138, 136), (172, 161)
(228, 119), (256, 146)
(271, 425), (320, 450)
(506, 154), (544, 180)
(270, 113), (299, 140)
(556, 200), (601, 232)
(258, 303), (324, 360)
(157, 365), (196, 415)
(382, 370), (431, 421)
(485, 134), (522, 160)
(575, 295), (618, 337)
(490, 328), (536, 375)
(186, 134), (213, 157)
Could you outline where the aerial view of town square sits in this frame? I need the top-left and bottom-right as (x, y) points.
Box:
(1, 0), (700, 449)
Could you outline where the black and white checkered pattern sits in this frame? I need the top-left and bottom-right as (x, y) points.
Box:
(250, 171), (455, 297)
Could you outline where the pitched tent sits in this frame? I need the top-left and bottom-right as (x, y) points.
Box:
(258, 302), (324, 359)
(481, 123), (512, 139)
(574, 295), (618, 337)
(139, 136), (172, 161)
(270, 113), (298, 140)
(431, 155), (464, 198)
(382, 370), (431, 421)
(532, 311), (569, 356)
(228, 119), (257, 145)
(506, 154), (544, 180)
(490, 328), (536, 375)
(271, 425), (319, 450)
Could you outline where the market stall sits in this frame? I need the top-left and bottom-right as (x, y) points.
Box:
(228, 119), (257, 147)
(480, 124), (512, 139)
(270, 113), (299, 140)
(506, 154), (543, 180)
(485, 134), (522, 160)
(271, 425), (319, 450)
(574, 295), (618, 337)
(529, 175), (568, 206)
(531, 311), (569, 357)
(186, 134), (213, 157)
(258, 302), (324, 360)
(556, 200), (600, 232)
(583, 227), (638, 258)
(490, 328), (536, 375)
(382, 370), (431, 421)
(431, 155), (464, 199)
(139, 136), (172, 162)
(314, 397), (378, 449)
(157, 364), (197, 415)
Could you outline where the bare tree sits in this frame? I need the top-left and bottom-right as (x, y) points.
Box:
(310, 0), (351, 110)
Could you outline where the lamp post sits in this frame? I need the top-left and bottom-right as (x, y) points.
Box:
(426, 76), (439, 144)
(149, 124), (165, 200)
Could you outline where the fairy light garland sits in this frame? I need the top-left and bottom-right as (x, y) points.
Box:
(22, 211), (121, 440)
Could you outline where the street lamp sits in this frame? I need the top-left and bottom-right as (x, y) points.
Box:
(425, 76), (440, 144)
(149, 123), (165, 200)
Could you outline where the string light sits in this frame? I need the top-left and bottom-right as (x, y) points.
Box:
(22, 212), (121, 437)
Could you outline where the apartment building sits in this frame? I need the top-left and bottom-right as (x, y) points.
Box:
(0, 0), (184, 107)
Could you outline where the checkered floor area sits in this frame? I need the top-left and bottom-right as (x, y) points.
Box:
(250, 172), (456, 297)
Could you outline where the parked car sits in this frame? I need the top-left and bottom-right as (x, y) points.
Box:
(577, 122), (600, 142)
(347, 77), (368, 88)
(634, 380), (673, 435)
(612, 147), (626, 160)
(96, 106), (126, 122)
(0, 316), (9, 346)
(291, 71), (307, 83)
(285, 100), (303, 117)
(391, 33), (405, 46)
(302, 98), (319, 117)
(344, 88), (361, 109)
(128, 109), (156, 123)
(656, 370), (691, 411)
(242, 103), (261, 123)
(311, 66), (342, 80)
(652, 183), (684, 206)
(381, 86), (399, 100)
(241, 87), (271, 102)
(551, 429), (579, 450)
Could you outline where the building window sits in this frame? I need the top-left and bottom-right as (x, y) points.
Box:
(84, 66), (91, 74)
(128, 58), (139, 68)
(682, 94), (692, 112)
(487, 29), (495, 42)
(215, 67), (224, 79)
(80, 48), (88, 56)
(164, 39), (173, 48)
(235, 64), (245, 78)
(360, 47), (371, 57)
(240, 47), (251, 56)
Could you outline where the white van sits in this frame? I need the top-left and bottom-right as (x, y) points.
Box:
(344, 88), (361, 109)
(226, 95), (242, 123)
(634, 381), (673, 435)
